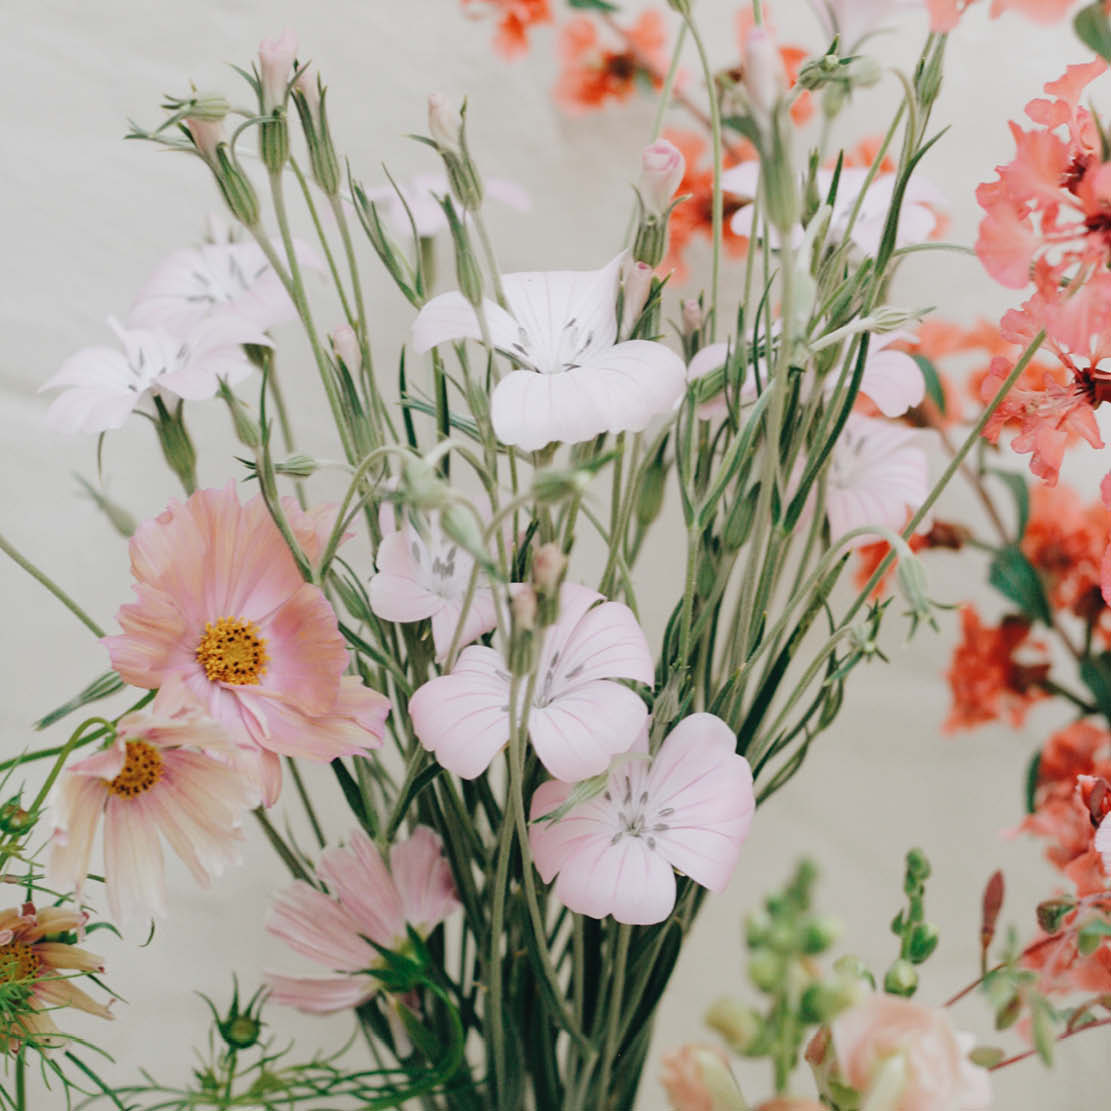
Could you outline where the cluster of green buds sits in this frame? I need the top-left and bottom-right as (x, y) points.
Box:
(795, 45), (881, 118)
(885, 848), (940, 997)
(705, 861), (859, 1091)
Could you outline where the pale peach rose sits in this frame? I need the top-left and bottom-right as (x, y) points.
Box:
(660, 1044), (746, 1111)
(830, 994), (991, 1111)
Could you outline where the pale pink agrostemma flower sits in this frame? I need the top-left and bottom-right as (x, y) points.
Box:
(409, 582), (653, 781)
(41, 315), (269, 435)
(266, 827), (460, 1013)
(103, 484), (390, 806)
(529, 713), (755, 925)
(824, 414), (929, 548)
(47, 681), (256, 926)
(411, 253), (687, 450)
(369, 507), (498, 661)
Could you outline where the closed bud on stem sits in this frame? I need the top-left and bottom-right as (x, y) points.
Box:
(214, 981), (266, 1052)
(186, 116), (225, 162)
(428, 93), (462, 153)
(620, 259), (654, 338)
(531, 469), (589, 504)
(292, 66), (341, 195)
(153, 398), (198, 494)
(401, 456), (449, 512)
(748, 950), (785, 993)
(906, 921), (939, 964)
(440, 502), (491, 572)
(274, 454), (319, 478)
(639, 138), (685, 217)
(760, 109), (799, 235)
(330, 324), (362, 373)
(258, 30), (297, 113)
(1036, 897), (1075, 935)
(682, 298), (705, 337)
(211, 144), (261, 227)
(0, 796), (34, 837)
(508, 586), (539, 675)
(217, 381), (260, 449)
(428, 94), (483, 211)
(705, 997), (762, 1053)
(511, 586), (538, 632)
(635, 452), (668, 527)
(531, 542), (567, 595)
(633, 213), (668, 269)
(801, 915), (842, 955)
(440, 197), (484, 307)
(883, 959), (919, 997)
(743, 28), (787, 122)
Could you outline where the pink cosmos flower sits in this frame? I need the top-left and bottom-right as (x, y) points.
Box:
(410, 582), (652, 781)
(127, 240), (318, 336)
(266, 827), (460, 1013)
(361, 173), (530, 240)
(825, 414), (929, 547)
(829, 994), (991, 1111)
(41, 316), (269, 435)
(104, 484), (390, 806)
(369, 508), (498, 661)
(0, 903), (113, 1048)
(529, 713), (754, 925)
(411, 254), (687, 450)
(47, 682), (256, 925)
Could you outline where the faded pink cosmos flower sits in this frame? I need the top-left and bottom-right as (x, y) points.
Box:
(104, 484), (389, 805)
(0, 903), (113, 1049)
(410, 582), (652, 781)
(368, 508), (498, 661)
(127, 239), (321, 337)
(830, 994), (991, 1110)
(825, 414), (929, 547)
(41, 316), (269, 435)
(412, 253), (686, 450)
(639, 139), (685, 217)
(529, 713), (754, 925)
(47, 682), (256, 925)
(266, 827), (460, 1013)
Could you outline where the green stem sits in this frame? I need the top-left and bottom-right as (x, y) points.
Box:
(596, 924), (630, 1106)
(252, 807), (312, 883)
(286, 758), (326, 849)
(0, 530), (105, 639)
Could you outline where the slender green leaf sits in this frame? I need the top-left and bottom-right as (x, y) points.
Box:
(987, 545), (1051, 625)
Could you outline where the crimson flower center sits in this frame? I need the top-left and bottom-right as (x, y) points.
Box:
(196, 617), (268, 685)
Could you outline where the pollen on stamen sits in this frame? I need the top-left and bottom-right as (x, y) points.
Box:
(196, 616), (269, 685)
(107, 741), (164, 799)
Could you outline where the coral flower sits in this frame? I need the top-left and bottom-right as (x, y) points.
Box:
(368, 507), (498, 660)
(554, 11), (667, 114)
(412, 253), (686, 450)
(462, 0), (552, 59)
(944, 605), (1048, 732)
(660, 1043), (746, 1110)
(0, 902), (113, 1050)
(410, 582), (653, 781)
(266, 827), (460, 1013)
(824, 414), (929, 548)
(47, 683), (256, 925)
(104, 485), (390, 805)
(42, 315), (269, 435)
(529, 713), (754, 925)
(829, 994), (991, 1110)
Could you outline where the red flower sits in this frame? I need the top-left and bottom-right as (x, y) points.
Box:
(463, 0), (552, 59)
(553, 11), (667, 114)
(943, 605), (1049, 731)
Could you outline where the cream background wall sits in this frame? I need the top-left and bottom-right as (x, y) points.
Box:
(1, 0), (1108, 1105)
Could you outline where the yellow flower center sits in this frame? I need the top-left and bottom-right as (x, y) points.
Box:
(196, 617), (268, 685)
(0, 941), (39, 985)
(107, 741), (164, 799)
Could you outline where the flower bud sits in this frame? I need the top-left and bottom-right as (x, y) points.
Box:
(0, 797), (34, 837)
(660, 1044), (747, 1111)
(743, 28), (787, 122)
(620, 259), (654, 338)
(259, 30), (297, 112)
(639, 138), (685, 217)
(401, 456), (449, 512)
(906, 921), (939, 964)
(440, 502), (491, 570)
(292, 62), (320, 111)
(748, 949), (784, 993)
(291, 66), (340, 195)
(705, 997), (761, 1053)
(883, 959), (919, 997)
(636, 450), (668, 527)
(274, 454), (320, 478)
(511, 585), (538, 632)
(1036, 897), (1075, 935)
(532, 542), (567, 594)
(681, 298), (705, 337)
(211, 144), (261, 227)
(428, 93), (462, 154)
(800, 915), (842, 955)
(186, 117), (225, 162)
(330, 324), (362, 373)
(214, 981), (266, 1051)
(217, 382), (260, 449)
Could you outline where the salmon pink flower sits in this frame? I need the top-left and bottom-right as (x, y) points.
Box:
(0, 902), (113, 1049)
(266, 827), (459, 1013)
(462, 0), (552, 59)
(829, 994), (991, 1110)
(41, 316), (269, 435)
(529, 713), (754, 925)
(553, 11), (667, 115)
(660, 1044), (746, 1110)
(103, 484), (390, 805)
(824, 414), (929, 547)
(47, 683), (256, 925)
(127, 239), (319, 337)
(410, 582), (652, 781)
(944, 606), (1048, 732)
(368, 507), (498, 660)
(412, 253), (686, 450)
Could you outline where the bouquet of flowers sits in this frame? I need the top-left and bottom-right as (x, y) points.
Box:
(4, 0), (1111, 1107)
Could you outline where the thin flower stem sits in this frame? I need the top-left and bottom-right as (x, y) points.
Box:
(596, 923), (630, 1103)
(988, 1017), (1111, 1070)
(681, 13), (724, 339)
(472, 209), (508, 309)
(289, 159), (356, 325)
(286, 758), (326, 849)
(487, 796), (513, 1106)
(252, 807), (312, 883)
(0, 530), (105, 639)
(650, 22), (689, 142)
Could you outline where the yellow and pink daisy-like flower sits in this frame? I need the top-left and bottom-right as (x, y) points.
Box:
(104, 484), (390, 805)
(48, 682), (257, 925)
(0, 902), (113, 1051)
